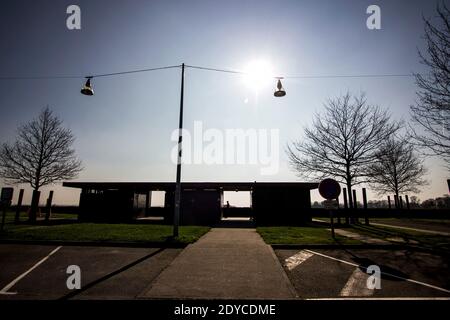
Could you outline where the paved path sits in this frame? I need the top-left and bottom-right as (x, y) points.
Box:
(313, 218), (450, 236)
(332, 229), (390, 244)
(370, 222), (450, 236)
(140, 228), (297, 299)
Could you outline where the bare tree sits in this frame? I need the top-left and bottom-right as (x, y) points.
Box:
(287, 92), (400, 208)
(410, 4), (450, 164)
(367, 137), (428, 199)
(0, 107), (82, 222)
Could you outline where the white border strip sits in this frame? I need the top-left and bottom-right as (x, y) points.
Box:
(340, 268), (374, 297)
(285, 250), (314, 270)
(0, 246), (62, 294)
(307, 297), (450, 300)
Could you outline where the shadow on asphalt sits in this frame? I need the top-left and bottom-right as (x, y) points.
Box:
(58, 248), (165, 300)
(351, 256), (410, 281)
(338, 247), (412, 281)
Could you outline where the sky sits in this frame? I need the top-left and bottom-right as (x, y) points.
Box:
(0, 0), (448, 207)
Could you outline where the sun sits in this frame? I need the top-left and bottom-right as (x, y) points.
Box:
(243, 59), (274, 91)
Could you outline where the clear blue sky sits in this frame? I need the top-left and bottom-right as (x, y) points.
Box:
(0, 0), (448, 206)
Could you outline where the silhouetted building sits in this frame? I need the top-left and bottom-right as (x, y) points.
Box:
(63, 181), (318, 225)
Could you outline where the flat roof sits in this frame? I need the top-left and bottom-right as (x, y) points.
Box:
(63, 181), (319, 192)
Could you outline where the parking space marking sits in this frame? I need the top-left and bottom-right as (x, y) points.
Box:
(0, 246), (62, 295)
(340, 268), (374, 297)
(284, 250), (314, 270)
(305, 250), (450, 294)
(304, 250), (359, 267)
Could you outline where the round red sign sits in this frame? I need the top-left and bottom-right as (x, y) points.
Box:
(318, 179), (341, 200)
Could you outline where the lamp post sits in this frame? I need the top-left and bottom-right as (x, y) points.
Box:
(173, 63), (185, 237)
(81, 63), (286, 238)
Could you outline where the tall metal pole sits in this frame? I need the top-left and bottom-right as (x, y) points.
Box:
(173, 63), (185, 237)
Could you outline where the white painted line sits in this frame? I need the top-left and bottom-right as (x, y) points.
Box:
(0, 246), (62, 294)
(340, 268), (374, 297)
(305, 250), (450, 294)
(284, 250), (314, 271)
(307, 297), (450, 300)
(304, 250), (360, 268)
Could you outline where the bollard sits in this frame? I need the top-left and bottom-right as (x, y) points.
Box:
(45, 191), (54, 222)
(362, 188), (369, 225)
(352, 189), (358, 223)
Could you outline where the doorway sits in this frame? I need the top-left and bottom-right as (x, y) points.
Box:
(222, 191), (252, 221)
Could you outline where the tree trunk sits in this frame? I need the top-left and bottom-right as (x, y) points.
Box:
(346, 183), (353, 209)
(29, 190), (40, 223)
(395, 191), (399, 209)
(343, 188), (349, 225)
(346, 180), (354, 224)
(14, 189), (24, 224)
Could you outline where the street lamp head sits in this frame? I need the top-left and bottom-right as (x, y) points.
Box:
(274, 79), (286, 97)
(81, 77), (94, 96)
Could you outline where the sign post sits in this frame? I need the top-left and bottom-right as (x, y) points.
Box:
(319, 179), (341, 238)
(1, 187), (14, 231)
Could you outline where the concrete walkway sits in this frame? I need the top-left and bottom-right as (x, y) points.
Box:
(332, 229), (390, 245)
(370, 222), (450, 236)
(140, 228), (297, 299)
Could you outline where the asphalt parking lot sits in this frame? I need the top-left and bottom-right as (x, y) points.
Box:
(0, 244), (181, 299)
(275, 248), (450, 299)
(1, 243), (449, 300)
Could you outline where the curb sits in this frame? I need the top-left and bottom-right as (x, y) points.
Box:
(266, 244), (299, 298)
(0, 239), (188, 248)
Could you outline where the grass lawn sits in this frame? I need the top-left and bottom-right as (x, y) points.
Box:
(0, 223), (210, 245)
(50, 213), (78, 219)
(257, 226), (362, 245)
(1, 211), (78, 224)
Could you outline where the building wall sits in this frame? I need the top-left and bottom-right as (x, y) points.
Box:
(75, 184), (314, 225)
(253, 186), (312, 225)
(164, 189), (222, 226)
(79, 189), (134, 222)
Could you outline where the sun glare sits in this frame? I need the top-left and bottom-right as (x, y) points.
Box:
(243, 59), (274, 91)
